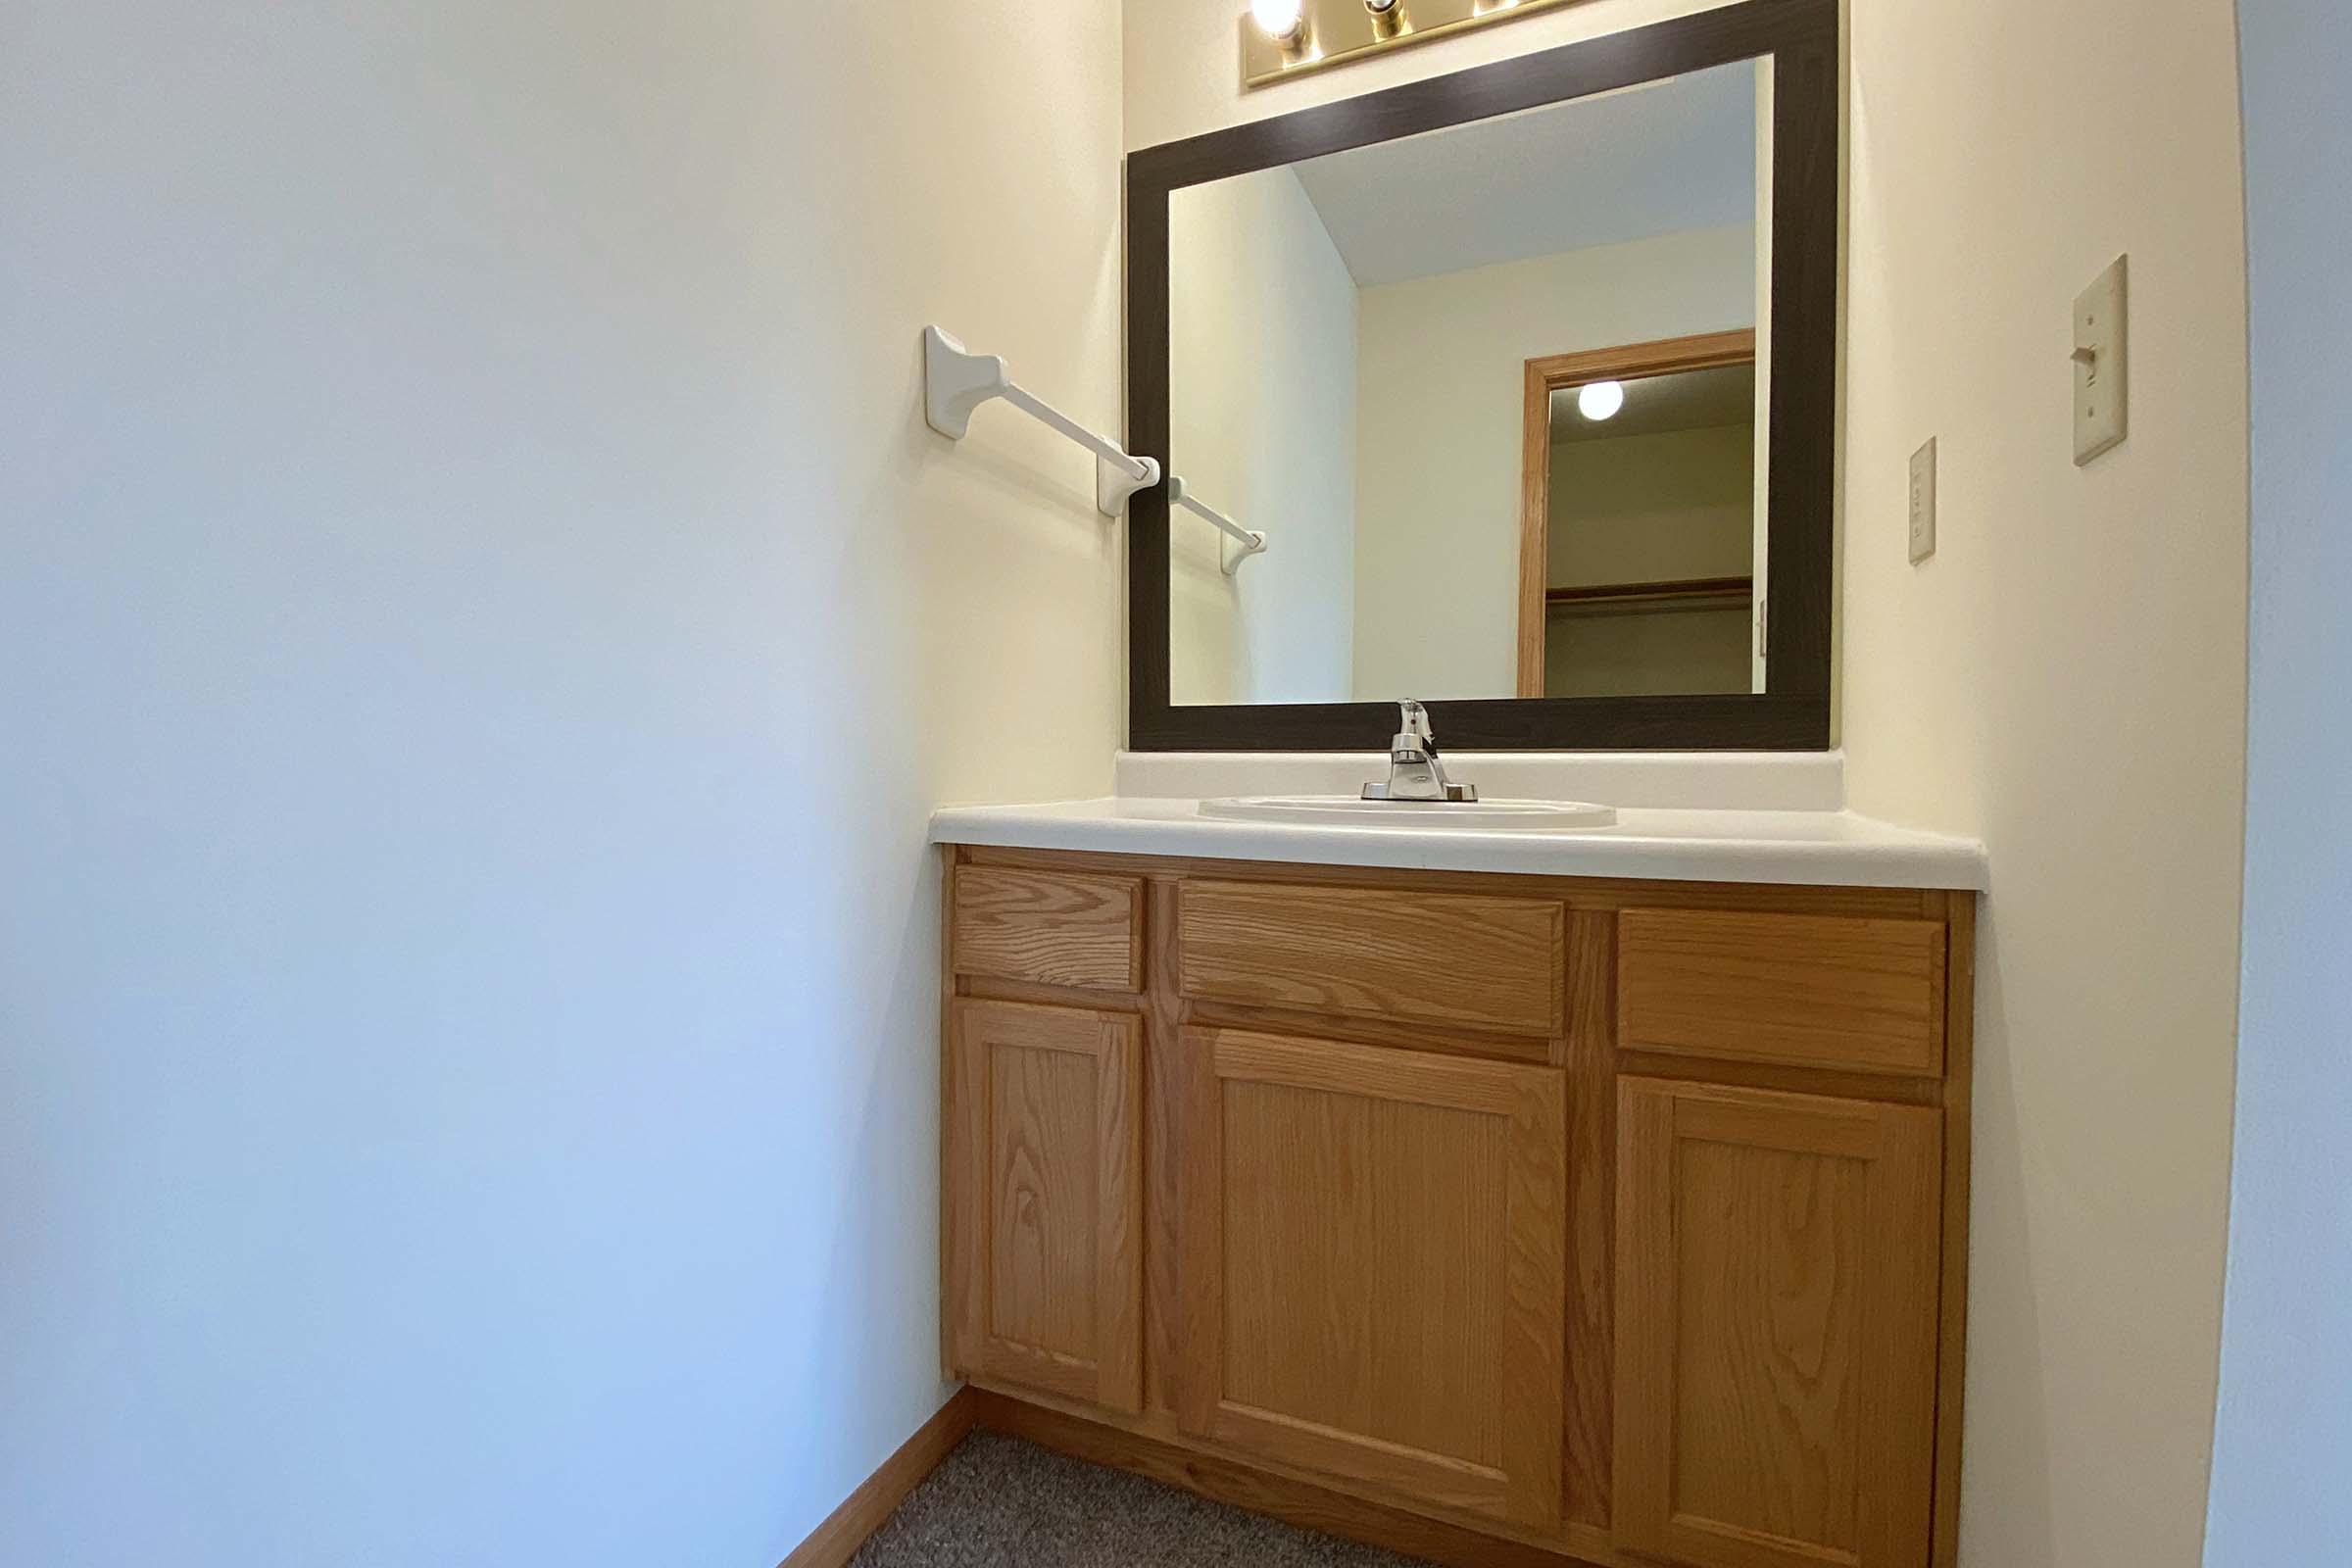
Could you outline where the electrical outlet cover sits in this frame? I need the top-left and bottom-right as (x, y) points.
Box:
(1909, 437), (1937, 563)
(2074, 255), (2129, 465)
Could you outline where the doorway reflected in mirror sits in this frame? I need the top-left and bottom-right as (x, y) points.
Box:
(1520, 333), (1761, 699)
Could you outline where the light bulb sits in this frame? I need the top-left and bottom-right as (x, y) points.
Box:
(1252, 0), (1305, 42)
(1578, 380), (1626, 421)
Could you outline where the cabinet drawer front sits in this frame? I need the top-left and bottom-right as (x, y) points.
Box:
(1615, 1078), (1942, 1568)
(1618, 907), (1946, 1077)
(945, 999), (1144, 1412)
(1178, 881), (1565, 1036)
(953, 865), (1144, 992)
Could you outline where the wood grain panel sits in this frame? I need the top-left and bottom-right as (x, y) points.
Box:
(1673, 1138), (1865, 1550)
(1560, 909), (1615, 1530)
(946, 999), (1143, 1412)
(1618, 906), (1945, 1077)
(987, 1042), (1099, 1359)
(1615, 1078), (1941, 1568)
(1183, 997), (1555, 1065)
(1142, 877), (1186, 1420)
(1221, 1079), (1509, 1469)
(953, 865), (1143, 991)
(1931, 893), (1976, 1568)
(1179, 1026), (1567, 1531)
(1180, 880), (1564, 1035)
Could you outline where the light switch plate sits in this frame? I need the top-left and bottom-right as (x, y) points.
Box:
(1909, 437), (1937, 564)
(2075, 254), (2129, 465)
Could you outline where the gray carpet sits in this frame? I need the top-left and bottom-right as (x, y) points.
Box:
(850, 1432), (1437, 1567)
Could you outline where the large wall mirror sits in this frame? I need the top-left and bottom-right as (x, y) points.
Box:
(1127, 0), (1837, 751)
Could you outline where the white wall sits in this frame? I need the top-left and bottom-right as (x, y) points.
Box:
(0, 4), (1124, 1564)
(1839, 2), (2249, 1565)
(1352, 227), (1754, 700)
(1127, 3), (2253, 1564)
(1168, 167), (1358, 706)
(2203, 1), (2352, 1559)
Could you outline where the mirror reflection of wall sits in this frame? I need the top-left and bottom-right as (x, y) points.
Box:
(1166, 57), (1771, 709)
(1167, 165), (1359, 709)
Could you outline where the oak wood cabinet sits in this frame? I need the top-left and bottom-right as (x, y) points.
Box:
(940, 847), (1975, 1568)
(1615, 1078), (1942, 1568)
(944, 997), (1143, 1411)
(1175, 1026), (1567, 1531)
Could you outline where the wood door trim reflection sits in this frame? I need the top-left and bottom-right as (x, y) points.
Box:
(1515, 329), (1759, 698)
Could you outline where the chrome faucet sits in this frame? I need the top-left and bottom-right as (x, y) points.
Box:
(1361, 701), (1478, 803)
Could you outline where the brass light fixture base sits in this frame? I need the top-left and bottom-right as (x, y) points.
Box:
(1241, 0), (1591, 90)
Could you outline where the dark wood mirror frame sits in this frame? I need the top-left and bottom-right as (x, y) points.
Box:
(1126, 0), (1838, 752)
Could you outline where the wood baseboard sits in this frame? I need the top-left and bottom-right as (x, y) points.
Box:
(777, 1387), (978, 1568)
(967, 1389), (1608, 1568)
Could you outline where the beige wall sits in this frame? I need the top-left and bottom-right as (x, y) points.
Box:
(1839, 2), (2248, 1564)
(1124, 2), (2251, 1563)
(1352, 228), (1754, 700)
(1168, 166), (1359, 706)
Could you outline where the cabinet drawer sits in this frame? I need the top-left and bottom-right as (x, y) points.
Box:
(952, 865), (1144, 992)
(1178, 881), (1565, 1036)
(1617, 907), (1946, 1077)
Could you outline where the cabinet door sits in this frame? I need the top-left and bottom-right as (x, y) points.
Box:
(1615, 1078), (1941, 1568)
(946, 998), (1143, 1412)
(1175, 1026), (1567, 1531)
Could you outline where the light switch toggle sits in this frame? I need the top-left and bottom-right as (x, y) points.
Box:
(2073, 255), (2129, 466)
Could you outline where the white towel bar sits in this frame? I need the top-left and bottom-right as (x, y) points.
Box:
(921, 325), (1158, 516)
(1168, 476), (1269, 576)
(920, 325), (1266, 571)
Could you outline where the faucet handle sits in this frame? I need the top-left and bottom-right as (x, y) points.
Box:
(1396, 700), (1434, 748)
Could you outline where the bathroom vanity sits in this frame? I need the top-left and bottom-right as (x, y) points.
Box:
(933, 804), (1979, 1568)
(930, 2), (1976, 1561)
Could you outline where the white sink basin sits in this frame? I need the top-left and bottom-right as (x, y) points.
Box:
(1197, 796), (1618, 832)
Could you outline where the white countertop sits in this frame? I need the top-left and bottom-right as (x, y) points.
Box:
(931, 796), (1987, 891)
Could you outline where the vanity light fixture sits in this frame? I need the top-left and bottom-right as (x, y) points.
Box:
(1252, 0), (1307, 45)
(1578, 380), (1626, 421)
(1240, 0), (1577, 90)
